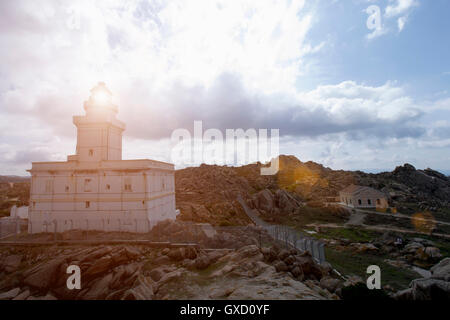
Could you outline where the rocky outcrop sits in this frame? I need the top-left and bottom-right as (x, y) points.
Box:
(0, 244), (339, 300)
(175, 156), (450, 225)
(430, 258), (450, 281)
(0, 287), (20, 300)
(394, 258), (450, 300)
(1, 255), (22, 273)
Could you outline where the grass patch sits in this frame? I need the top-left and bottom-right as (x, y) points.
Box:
(433, 207), (450, 223)
(272, 206), (349, 230)
(325, 247), (420, 290)
(314, 227), (382, 243)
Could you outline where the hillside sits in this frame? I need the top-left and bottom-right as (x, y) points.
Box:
(0, 177), (30, 217)
(1, 157), (449, 224)
(175, 155), (450, 225)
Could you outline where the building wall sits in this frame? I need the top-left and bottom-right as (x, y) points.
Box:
(28, 165), (177, 233)
(339, 189), (388, 209)
(76, 124), (123, 162)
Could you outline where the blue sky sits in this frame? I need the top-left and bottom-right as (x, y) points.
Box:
(306, 0), (450, 96)
(0, 0), (449, 175)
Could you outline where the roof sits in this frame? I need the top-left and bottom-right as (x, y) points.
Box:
(27, 159), (174, 173)
(340, 184), (386, 197)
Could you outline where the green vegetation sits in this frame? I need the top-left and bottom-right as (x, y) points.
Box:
(275, 205), (349, 227)
(325, 248), (420, 290)
(313, 227), (382, 243)
(434, 207), (450, 223)
(364, 213), (416, 230)
(396, 202), (450, 223)
(0, 181), (30, 217)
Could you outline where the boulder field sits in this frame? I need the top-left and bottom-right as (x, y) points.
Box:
(0, 244), (341, 300)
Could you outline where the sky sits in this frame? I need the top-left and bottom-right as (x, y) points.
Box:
(0, 0), (449, 175)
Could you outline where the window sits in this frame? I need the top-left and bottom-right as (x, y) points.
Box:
(106, 184), (111, 190)
(368, 199), (372, 205)
(33, 201), (36, 208)
(350, 199), (352, 204)
(84, 179), (92, 192)
(376, 199), (381, 205)
(45, 180), (53, 193)
(124, 177), (132, 192)
(358, 199), (362, 205)
(65, 185), (69, 192)
(89, 149), (94, 156)
(85, 201), (90, 208)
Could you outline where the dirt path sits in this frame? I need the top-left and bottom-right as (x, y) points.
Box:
(345, 212), (366, 227)
(306, 222), (450, 240)
(346, 206), (450, 227)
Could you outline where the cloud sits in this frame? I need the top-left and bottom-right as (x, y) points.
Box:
(363, 0), (419, 39)
(385, 0), (418, 33)
(385, 0), (418, 18)
(0, 0), (448, 174)
(397, 16), (406, 31)
(115, 75), (426, 141)
(366, 27), (388, 40)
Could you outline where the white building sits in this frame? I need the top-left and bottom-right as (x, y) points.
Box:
(339, 185), (388, 209)
(10, 205), (29, 219)
(27, 82), (178, 234)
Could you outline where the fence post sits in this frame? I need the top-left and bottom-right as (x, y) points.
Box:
(307, 239), (313, 255)
(312, 241), (320, 261)
(284, 227), (288, 248)
(293, 233), (297, 250)
(319, 243), (325, 264)
(54, 221), (56, 242)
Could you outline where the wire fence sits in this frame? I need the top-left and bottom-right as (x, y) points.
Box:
(237, 194), (326, 264)
(0, 218), (27, 239)
(264, 224), (326, 264)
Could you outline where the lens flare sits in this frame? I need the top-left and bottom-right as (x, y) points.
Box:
(411, 211), (436, 234)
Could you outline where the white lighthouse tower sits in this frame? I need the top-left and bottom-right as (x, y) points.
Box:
(27, 83), (178, 234)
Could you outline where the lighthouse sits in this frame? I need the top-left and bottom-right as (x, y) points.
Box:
(27, 83), (178, 234)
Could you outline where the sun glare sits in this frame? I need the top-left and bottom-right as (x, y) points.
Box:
(90, 82), (112, 106)
(93, 90), (109, 105)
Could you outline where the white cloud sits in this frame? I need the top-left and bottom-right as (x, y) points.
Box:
(397, 16), (407, 31)
(364, 0), (419, 39)
(0, 0), (320, 173)
(0, 0), (448, 174)
(385, 0), (418, 18)
(367, 26), (388, 40)
(385, 0), (419, 33)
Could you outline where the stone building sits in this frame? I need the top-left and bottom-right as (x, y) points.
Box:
(27, 82), (178, 234)
(339, 185), (388, 209)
